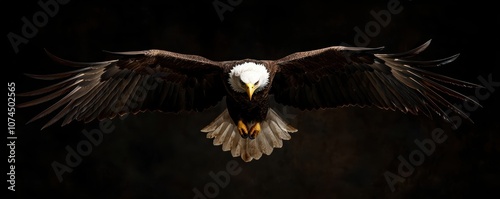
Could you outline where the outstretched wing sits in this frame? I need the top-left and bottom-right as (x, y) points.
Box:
(19, 49), (226, 129)
(271, 40), (482, 124)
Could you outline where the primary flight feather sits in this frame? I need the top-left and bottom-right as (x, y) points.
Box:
(19, 40), (481, 162)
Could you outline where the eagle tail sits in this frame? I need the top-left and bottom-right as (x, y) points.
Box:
(201, 109), (297, 162)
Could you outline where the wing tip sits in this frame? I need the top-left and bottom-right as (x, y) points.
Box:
(449, 53), (460, 62)
(102, 50), (149, 56)
(44, 49), (118, 67)
(423, 39), (432, 46)
(376, 39), (433, 59)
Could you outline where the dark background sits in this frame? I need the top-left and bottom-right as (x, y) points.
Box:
(4, 0), (499, 198)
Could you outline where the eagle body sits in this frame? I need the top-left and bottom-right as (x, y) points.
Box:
(222, 60), (276, 129)
(19, 40), (481, 162)
(225, 91), (270, 127)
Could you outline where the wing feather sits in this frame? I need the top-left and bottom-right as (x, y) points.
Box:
(272, 40), (481, 123)
(20, 49), (226, 129)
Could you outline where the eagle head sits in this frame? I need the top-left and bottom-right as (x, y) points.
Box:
(229, 62), (269, 100)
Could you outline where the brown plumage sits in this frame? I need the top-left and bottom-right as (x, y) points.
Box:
(19, 40), (481, 162)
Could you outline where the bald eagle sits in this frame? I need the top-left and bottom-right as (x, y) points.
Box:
(19, 40), (480, 162)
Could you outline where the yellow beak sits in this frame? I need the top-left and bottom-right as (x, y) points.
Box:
(246, 83), (256, 100)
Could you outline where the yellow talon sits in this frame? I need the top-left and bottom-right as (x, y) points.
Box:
(249, 122), (261, 139)
(237, 120), (248, 138)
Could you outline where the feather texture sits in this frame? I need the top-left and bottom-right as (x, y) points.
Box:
(201, 109), (296, 162)
(19, 50), (227, 129)
(272, 40), (481, 124)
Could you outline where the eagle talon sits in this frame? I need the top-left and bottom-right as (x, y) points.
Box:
(249, 122), (261, 139)
(237, 120), (249, 138)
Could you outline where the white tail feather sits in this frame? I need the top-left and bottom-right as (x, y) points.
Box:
(201, 109), (297, 162)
